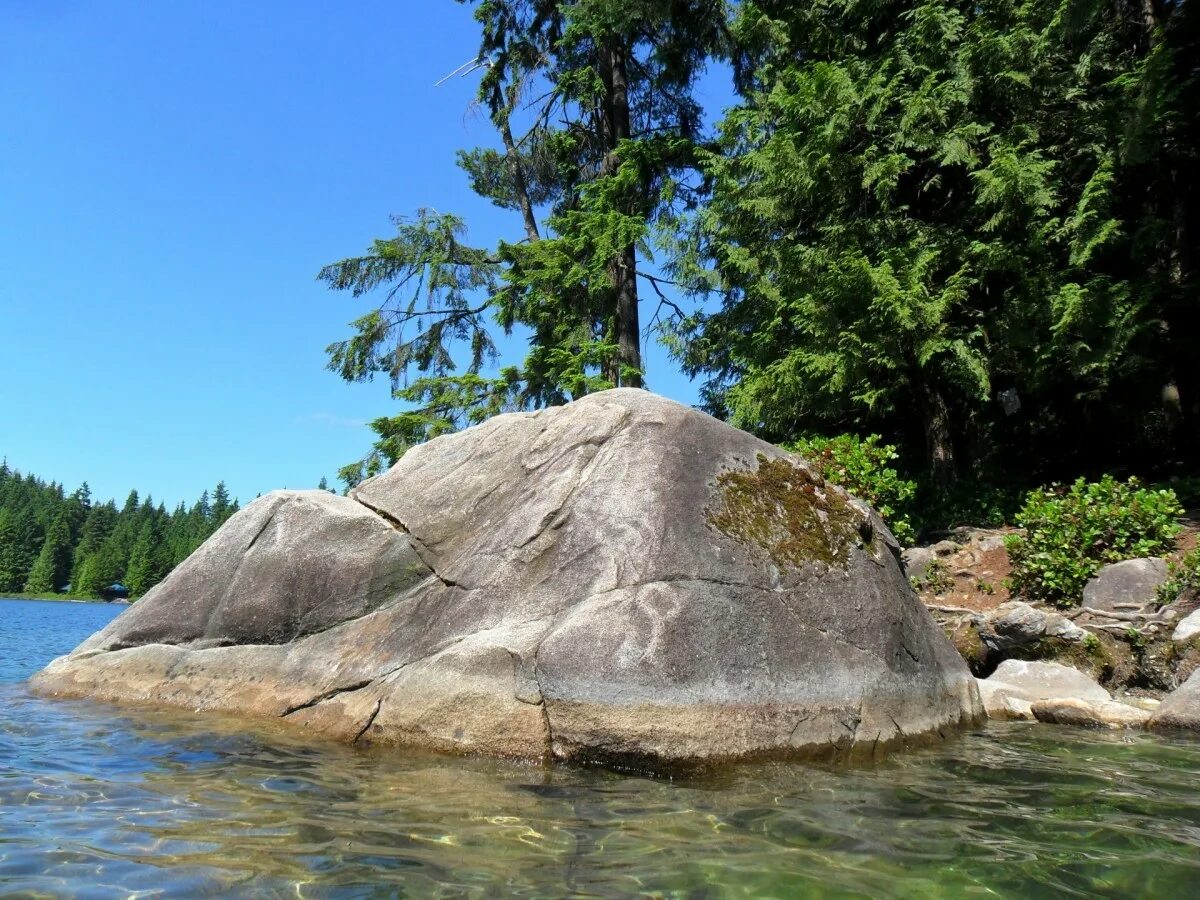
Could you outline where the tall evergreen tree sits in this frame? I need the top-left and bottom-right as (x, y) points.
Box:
(674, 0), (1198, 483)
(23, 509), (73, 593)
(321, 0), (728, 483)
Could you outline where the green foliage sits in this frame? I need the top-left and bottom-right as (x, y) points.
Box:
(321, 1), (729, 474)
(0, 461), (237, 598)
(916, 481), (1025, 533)
(672, 0), (1199, 485)
(784, 434), (917, 545)
(1158, 547), (1200, 606)
(1006, 476), (1183, 607)
(918, 560), (955, 595)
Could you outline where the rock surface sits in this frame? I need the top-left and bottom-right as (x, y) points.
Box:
(1149, 669), (1200, 731)
(973, 601), (1088, 652)
(1173, 609), (1200, 644)
(1030, 697), (1151, 729)
(1082, 558), (1169, 612)
(32, 389), (981, 765)
(975, 679), (1034, 721)
(982, 660), (1111, 705)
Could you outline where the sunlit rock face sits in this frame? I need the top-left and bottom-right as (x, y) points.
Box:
(32, 389), (981, 765)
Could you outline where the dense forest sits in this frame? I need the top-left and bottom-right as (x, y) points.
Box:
(321, 0), (1197, 515)
(0, 461), (240, 598)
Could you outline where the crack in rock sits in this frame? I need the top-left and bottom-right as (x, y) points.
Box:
(353, 699), (383, 744)
(280, 679), (374, 717)
(350, 494), (461, 589)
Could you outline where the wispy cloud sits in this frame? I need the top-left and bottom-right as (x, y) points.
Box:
(293, 412), (367, 429)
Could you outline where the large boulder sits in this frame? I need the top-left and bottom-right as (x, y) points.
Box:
(32, 389), (981, 765)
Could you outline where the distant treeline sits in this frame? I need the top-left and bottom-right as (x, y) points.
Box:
(0, 461), (239, 598)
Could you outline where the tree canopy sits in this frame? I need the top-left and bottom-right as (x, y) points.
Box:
(323, 0), (1196, 494)
(672, 0), (1197, 485)
(321, 0), (728, 486)
(0, 461), (240, 598)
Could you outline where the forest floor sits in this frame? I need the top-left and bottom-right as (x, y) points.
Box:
(914, 510), (1200, 614)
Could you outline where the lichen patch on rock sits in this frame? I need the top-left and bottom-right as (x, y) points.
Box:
(706, 453), (865, 569)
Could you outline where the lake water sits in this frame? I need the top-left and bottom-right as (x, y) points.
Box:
(2, 597), (1200, 897)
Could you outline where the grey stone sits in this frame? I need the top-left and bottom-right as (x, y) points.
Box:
(977, 535), (1007, 553)
(1082, 558), (1169, 612)
(1172, 609), (1200, 644)
(975, 679), (1035, 721)
(986, 659), (1111, 704)
(1149, 669), (1200, 731)
(32, 389), (982, 765)
(973, 601), (1087, 652)
(1031, 697), (1151, 729)
(902, 547), (937, 582)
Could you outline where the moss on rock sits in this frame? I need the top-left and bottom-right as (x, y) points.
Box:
(706, 453), (865, 569)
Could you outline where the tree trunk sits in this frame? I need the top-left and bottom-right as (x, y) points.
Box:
(499, 79), (540, 244)
(914, 376), (958, 487)
(600, 38), (643, 388)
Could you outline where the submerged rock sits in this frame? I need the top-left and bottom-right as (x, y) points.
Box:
(32, 389), (981, 765)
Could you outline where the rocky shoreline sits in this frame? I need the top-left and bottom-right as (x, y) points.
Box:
(907, 525), (1200, 733)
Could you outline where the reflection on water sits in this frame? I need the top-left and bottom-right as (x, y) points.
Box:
(3, 598), (1200, 897)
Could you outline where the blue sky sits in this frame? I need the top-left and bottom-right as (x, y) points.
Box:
(0, 1), (732, 508)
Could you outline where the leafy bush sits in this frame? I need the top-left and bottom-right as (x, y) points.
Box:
(1157, 475), (1200, 509)
(785, 434), (918, 545)
(1158, 547), (1200, 606)
(1006, 476), (1183, 607)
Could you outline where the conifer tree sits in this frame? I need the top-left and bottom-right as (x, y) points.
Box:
(321, 0), (728, 483)
(674, 0), (1198, 483)
(23, 510), (73, 593)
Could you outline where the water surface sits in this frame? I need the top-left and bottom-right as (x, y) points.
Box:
(3, 597), (1199, 897)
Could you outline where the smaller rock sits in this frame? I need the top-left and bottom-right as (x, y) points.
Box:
(902, 547), (937, 583)
(1031, 698), (1151, 729)
(975, 679), (1035, 720)
(1172, 609), (1200, 644)
(1149, 669), (1200, 731)
(931, 540), (961, 557)
(1082, 558), (1169, 613)
(1119, 696), (1161, 711)
(973, 601), (1087, 652)
(988, 659), (1111, 704)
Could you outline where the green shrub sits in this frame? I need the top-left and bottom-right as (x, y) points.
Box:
(1157, 475), (1200, 509)
(1158, 547), (1200, 606)
(785, 434), (918, 545)
(1006, 476), (1183, 608)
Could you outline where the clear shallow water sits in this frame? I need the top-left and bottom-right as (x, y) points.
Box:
(3, 598), (1200, 898)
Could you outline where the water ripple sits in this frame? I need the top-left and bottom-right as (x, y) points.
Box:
(3, 598), (1200, 897)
